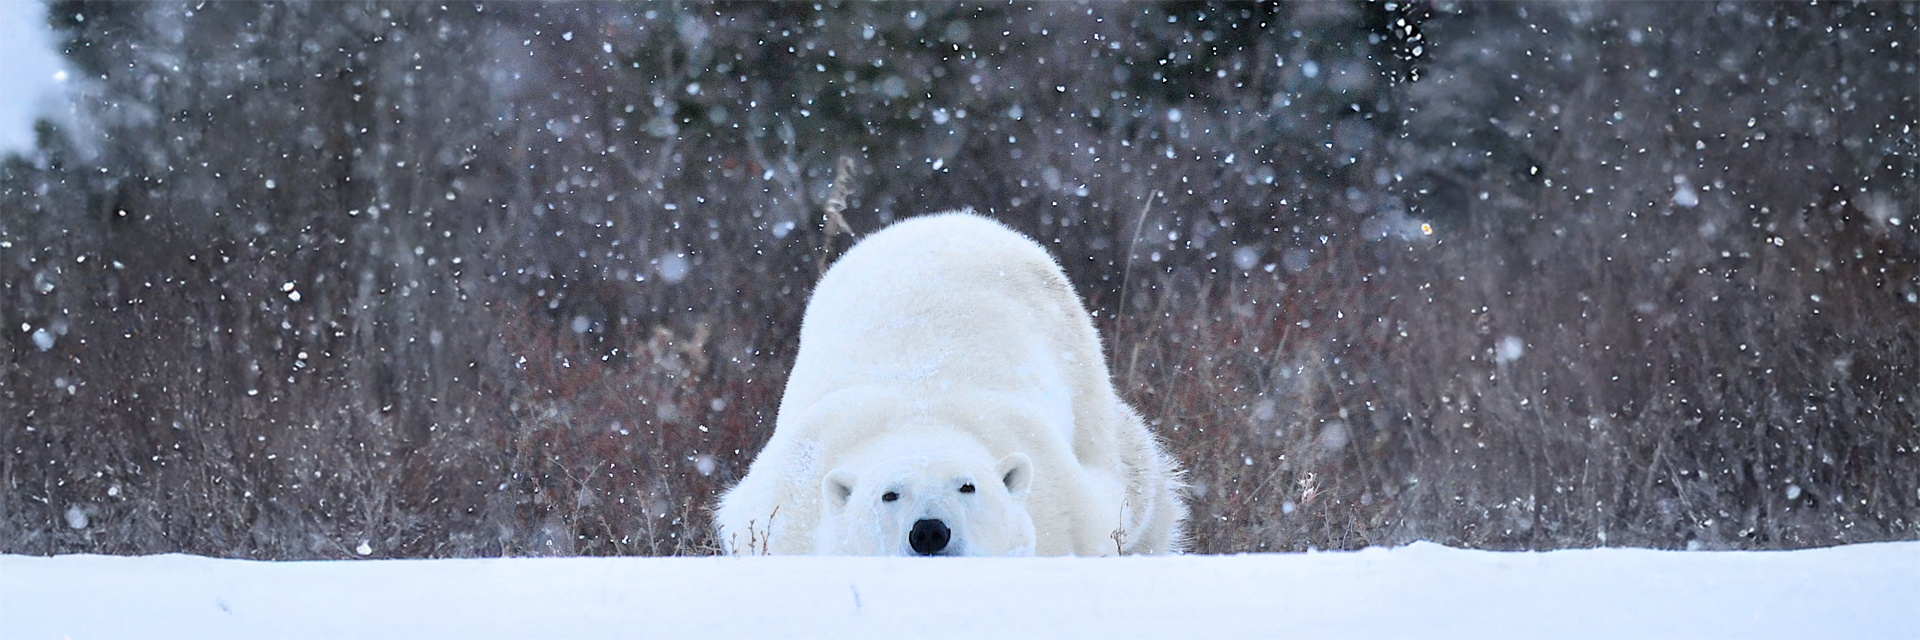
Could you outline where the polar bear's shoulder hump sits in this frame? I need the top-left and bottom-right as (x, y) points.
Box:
(825, 211), (1068, 296)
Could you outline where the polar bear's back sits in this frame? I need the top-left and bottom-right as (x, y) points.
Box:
(782, 212), (1112, 423)
(812, 212), (1075, 329)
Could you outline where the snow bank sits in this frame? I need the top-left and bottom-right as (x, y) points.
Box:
(5, 542), (1915, 639)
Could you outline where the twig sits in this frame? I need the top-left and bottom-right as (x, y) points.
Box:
(762, 505), (779, 555)
(815, 156), (859, 278)
(823, 156), (856, 236)
(1116, 191), (1159, 360)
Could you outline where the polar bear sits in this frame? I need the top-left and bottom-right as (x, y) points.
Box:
(715, 211), (1185, 556)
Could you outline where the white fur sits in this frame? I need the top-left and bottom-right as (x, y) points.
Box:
(715, 211), (1186, 556)
(813, 430), (1036, 556)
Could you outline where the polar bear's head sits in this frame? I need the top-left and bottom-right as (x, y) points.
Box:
(813, 432), (1036, 556)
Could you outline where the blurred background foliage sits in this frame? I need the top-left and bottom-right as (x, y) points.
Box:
(2, 1), (1916, 557)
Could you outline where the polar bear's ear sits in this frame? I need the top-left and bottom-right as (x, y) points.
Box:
(997, 453), (1033, 500)
(822, 469), (857, 510)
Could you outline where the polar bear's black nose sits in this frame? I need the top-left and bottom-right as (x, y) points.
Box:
(909, 518), (950, 555)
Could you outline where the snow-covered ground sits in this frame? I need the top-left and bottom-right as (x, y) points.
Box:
(5, 542), (1915, 639)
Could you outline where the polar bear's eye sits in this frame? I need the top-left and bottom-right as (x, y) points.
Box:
(958, 483), (976, 494)
(881, 491), (899, 502)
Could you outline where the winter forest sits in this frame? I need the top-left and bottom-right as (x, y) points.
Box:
(1, 1), (1916, 560)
